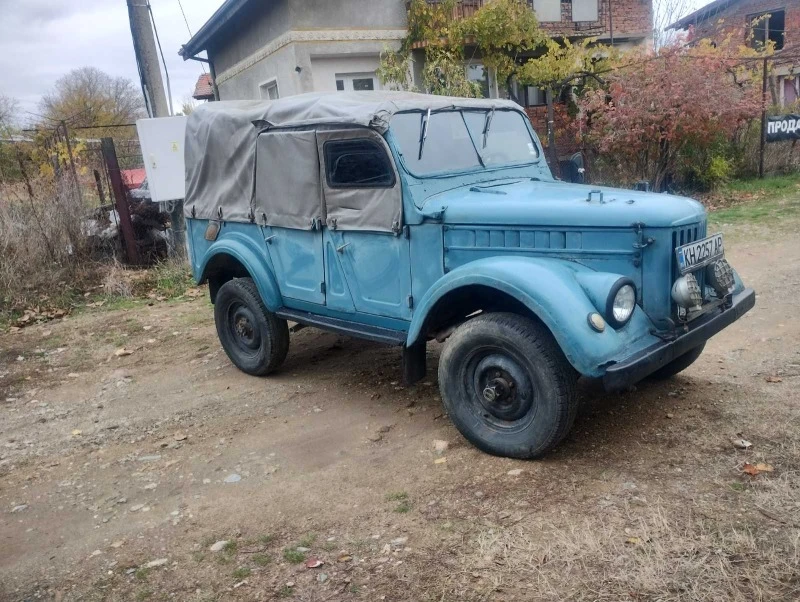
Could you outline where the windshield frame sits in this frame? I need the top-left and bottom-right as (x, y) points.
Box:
(389, 107), (542, 179)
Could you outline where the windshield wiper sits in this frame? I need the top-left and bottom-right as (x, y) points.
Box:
(417, 108), (431, 161)
(482, 107), (495, 149)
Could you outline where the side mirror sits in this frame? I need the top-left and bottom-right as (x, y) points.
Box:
(558, 153), (585, 184)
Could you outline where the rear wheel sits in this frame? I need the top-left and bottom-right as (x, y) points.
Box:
(214, 277), (289, 376)
(438, 313), (578, 459)
(649, 343), (705, 380)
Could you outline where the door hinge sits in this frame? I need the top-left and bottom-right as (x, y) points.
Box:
(403, 225), (410, 239)
(320, 282), (326, 294)
(407, 295), (414, 309)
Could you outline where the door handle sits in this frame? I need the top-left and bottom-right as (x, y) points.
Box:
(336, 242), (350, 254)
(264, 235), (276, 244)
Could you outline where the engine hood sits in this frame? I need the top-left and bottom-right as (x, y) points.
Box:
(420, 179), (706, 228)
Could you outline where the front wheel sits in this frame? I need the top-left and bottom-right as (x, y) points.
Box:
(438, 313), (578, 459)
(214, 277), (289, 376)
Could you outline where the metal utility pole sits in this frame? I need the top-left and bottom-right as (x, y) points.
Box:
(127, 0), (186, 257)
(127, 0), (169, 119)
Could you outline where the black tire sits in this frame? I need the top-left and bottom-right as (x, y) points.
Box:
(214, 277), (289, 376)
(438, 312), (578, 459)
(648, 343), (705, 380)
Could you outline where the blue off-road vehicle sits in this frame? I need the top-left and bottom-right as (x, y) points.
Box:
(184, 92), (754, 459)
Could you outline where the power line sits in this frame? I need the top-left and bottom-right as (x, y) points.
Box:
(177, 0), (206, 74)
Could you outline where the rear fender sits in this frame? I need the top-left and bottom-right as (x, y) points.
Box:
(197, 231), (282, 311)
(406, 256), (657, 378)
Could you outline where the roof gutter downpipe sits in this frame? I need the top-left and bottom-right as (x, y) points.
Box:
(182, 52), (220, 101)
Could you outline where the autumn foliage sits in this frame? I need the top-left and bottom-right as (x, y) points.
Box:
(579, 41), (763, 190)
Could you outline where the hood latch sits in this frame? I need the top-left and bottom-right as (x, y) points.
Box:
(632, 222), (655, 250)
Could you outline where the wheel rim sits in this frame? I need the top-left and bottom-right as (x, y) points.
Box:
(463, 346), (537, 432)
(226, 302), (261, 355)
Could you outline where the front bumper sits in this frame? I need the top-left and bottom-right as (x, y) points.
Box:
(603, 288), (756, 391)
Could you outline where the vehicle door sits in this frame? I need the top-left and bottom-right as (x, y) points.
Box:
(254, 128), (325, 305)
(316, 127), (412, 320)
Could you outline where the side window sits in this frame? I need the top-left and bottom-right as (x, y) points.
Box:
(324, 139), (395, 188)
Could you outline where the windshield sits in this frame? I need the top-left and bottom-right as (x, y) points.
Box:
(390, 109), (539, 177)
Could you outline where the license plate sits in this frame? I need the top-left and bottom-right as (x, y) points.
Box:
(676, 233), (724, 274)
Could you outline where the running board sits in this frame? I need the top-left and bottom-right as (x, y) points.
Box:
(275, 308), (407, 346)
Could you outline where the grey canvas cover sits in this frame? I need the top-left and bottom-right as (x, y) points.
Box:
(254, 129), (322, 230)
(316, 129), (401, 233)
(184, 91), (522, 223)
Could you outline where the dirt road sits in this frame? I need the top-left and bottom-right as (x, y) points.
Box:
(2, 220), (799, 601)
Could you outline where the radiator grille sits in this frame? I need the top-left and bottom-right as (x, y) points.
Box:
(670, 221), (708, 314)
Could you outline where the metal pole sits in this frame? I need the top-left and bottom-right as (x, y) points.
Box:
(128, 0), (185, 257)
(102, 137), (140, 265)
(546, 87), (560, 178)
(759, 57), (768, 179)
(208, 60), (220, 101)
(93, 169), (107, 206)
(127, 0), (170, 118)
(61, 121), (84, 205)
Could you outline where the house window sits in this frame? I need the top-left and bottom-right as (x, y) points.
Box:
(335, 73), (378, 92)
(324, 139), (395, 188)
(526, 86), (547, 106)
(532, 0), (562, 22)
(572, 0), (598, 22)
(259, 79), (279, 100)
(467, 64), (491, 98)
(748, 9), (785, 50)
(783, 76), (799, 106)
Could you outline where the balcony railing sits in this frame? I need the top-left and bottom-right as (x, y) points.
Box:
(423, 0), (487, 20)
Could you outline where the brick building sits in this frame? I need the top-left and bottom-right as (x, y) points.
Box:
(669, 0), (799, 106)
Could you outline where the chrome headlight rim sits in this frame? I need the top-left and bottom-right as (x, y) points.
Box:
(605, 277), (636, 329)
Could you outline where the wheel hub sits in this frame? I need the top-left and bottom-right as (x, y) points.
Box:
(482, 376), (512, 403)
(229, 305), (260, 351)
(472, 354), (533, 422)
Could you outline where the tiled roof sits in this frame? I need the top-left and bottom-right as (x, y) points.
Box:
(193, 74), (215, 100)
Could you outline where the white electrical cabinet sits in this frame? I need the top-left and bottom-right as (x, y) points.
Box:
(136, 116), (187, 203)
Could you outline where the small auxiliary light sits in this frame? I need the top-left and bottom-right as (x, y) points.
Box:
(588, 312), (606, 332)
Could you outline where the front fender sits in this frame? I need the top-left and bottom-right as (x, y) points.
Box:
(407, 256), (660, 378)
(197, 231), (283, 312)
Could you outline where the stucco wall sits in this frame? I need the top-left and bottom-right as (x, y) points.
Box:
(209, 0), (291, 74)
(290, 0), (406, 29)
(217, 43), (305, 100)
(310, 56), (383, 92)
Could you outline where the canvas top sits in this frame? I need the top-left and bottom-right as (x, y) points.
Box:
(183, 91), (525, 224)
(186, 90), (522, 135)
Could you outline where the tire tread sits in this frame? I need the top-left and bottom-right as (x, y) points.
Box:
(214, 277), (289, 376)
(438, 312), (577, 458)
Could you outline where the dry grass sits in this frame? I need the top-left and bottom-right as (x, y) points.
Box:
(441, 503), (799, 601)
(0, 175), (101, 319)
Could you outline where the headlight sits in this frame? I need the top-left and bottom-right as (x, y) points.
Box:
(671, 274), (702, 310)
(706, 259), (735, 298)
(606, 279), (636, 328)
